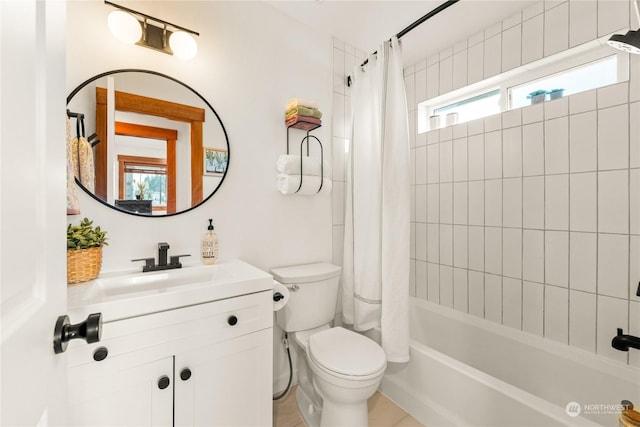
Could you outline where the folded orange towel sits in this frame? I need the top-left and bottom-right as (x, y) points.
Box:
(285, 115), (322, 126)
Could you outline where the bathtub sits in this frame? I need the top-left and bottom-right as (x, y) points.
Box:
(373, 298), (640, 427)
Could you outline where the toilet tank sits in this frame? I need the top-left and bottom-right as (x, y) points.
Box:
(271, 263), (341, 332)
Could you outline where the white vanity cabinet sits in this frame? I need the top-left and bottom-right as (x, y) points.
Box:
(66, 290), (273, 427)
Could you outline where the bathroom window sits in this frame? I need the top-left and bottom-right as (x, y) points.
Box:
(432, 89), (501, 127)
(118, 155), (168, 209)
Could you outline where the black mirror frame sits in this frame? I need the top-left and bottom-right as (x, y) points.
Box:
(66, 69), (230, 217)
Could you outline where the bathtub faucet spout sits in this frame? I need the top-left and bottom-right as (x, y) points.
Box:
(611, 328), (640, 351)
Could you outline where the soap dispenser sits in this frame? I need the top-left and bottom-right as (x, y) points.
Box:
(201, 218), (218, 265)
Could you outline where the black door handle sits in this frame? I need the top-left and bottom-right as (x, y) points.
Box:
(53, 313), (102, 354)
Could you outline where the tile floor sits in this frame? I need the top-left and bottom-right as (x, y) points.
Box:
(273, 386), (424, 427)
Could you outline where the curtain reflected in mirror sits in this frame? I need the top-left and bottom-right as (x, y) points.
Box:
(67, 69), (229, 217)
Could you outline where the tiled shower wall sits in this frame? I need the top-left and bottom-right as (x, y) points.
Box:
(405, 0), (640, 366)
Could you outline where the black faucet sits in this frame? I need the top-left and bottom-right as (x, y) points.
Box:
(132, 242), (190, 272)
(612, 328), (640, 351)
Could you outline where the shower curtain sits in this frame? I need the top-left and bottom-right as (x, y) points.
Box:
(342, 37), (410, 363)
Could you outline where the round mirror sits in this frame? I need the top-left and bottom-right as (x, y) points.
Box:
(67, 69), (229, 217)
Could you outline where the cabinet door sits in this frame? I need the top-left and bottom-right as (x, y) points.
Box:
(175, 328), (273, 427)
(67, 355), (174, 427)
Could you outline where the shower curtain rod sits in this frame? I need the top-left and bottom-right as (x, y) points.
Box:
(346, 0), (459, 87)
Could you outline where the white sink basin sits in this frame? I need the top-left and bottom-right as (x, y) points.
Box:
(67, 259), (273, 322)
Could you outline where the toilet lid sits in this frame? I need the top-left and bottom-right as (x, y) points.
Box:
(309, 327), (386, 377)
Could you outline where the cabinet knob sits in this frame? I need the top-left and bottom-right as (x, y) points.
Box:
(180, 368), (192, 381)
(227, 315), (238, 326)
(157, 375), (170, 390)
(93, 346), (108, 362)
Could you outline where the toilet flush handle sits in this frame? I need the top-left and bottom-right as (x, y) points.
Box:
(288, 285), (299, 292)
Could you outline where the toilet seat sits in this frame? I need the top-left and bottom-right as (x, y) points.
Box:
(308, 327), (386, 380)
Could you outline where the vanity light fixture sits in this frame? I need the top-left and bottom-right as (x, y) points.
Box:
(104, 1), (199, 60)
(607, 0), (640, 54)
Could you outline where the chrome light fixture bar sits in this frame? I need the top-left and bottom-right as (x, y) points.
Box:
(104, 1), (199, 60)
(608, 0), (640, 54)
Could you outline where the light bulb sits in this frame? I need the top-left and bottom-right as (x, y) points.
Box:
(169, 31), (198, 60)
(107, 10), (142, 44)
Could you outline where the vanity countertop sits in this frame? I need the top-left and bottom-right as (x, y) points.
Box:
(67, 259), (273, 322)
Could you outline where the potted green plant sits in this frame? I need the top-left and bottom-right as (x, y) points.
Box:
(527, 89), (547, 104)
(67, 218), (108, 284)
(135, 181), (147, 200)
(547, 88), (564, 100)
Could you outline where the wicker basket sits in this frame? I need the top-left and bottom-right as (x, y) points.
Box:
(67, 247), (103, 284)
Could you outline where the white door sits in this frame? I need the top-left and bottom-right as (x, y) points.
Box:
(1, 0), (68, 425)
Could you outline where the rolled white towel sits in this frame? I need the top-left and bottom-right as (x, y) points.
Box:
(277, 173), (332, 195)
(277, 154), (322, 176)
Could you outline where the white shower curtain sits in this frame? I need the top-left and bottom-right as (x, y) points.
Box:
(342, 37), (410, 363)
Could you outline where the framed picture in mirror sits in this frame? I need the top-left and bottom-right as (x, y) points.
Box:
(204, 147), (228, 176)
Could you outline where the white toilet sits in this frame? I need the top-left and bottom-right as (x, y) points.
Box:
(272, 263), (387, 427)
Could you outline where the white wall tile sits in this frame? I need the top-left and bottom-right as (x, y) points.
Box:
(440, 126), (453, 142)
(522, 15), (544, 64)
(569, 232), (597, 293)
(523, 1), (545, 20)
(427, 184), (439, 223)
(411, 185), (416, 223)
(415, 146), (427, 184)
(502, 24), (522, 72)
(523, 230), (545, 283)
(632, 56), (640, 103)
(631, 102), (640, 168)
(545, 174), (569, 230)
(523, 123), (545, 176)
(467, 42), (484, 85)
(523, 281), (544, 336)
(410, 259), (416, 297)
(484, 34), (502, 79)
(503, 278), (523, 329)
(415, 223), (427, 261)
(415, 184), (427, 223)
(453, 138), (468, 182)
(503, 178), (523, 228)
(545, 117), (569, 175)
(426, 64), (439, 99)
(569, 290), (596, 352)
(427, 262), (440, 302)
(485, 22), (502, 38)
(469, 180), (485, 226)
(630, 236), (639, 301)
(544, 2), (569, 57)
(485, 227), (503, 275)
(427, 223), (440, 263)
(598, 104), (629, 171)
(469, 226), (485, 271)
(333, 137), (347, 181)
(439, 265), (454, 307)
(485, 273), (503, 323)
(453, 225), (468, 268)
(523, 176), (545, 229)
(569, 89), (597, 115)
(333, 181), (345, 224)
(440, 141), (453, 182)
(453, 182), (468, 225)
(468, 118), (484, 136)
(484, 115), (502, 133)
(546, 231), (569, 287)
(569, 0), (597, 47)
(598, 233), (629, 299)
(439, 56), (453, 95)
(427, 54), (439, 67)
(569, 172), (597, 232)
(404, 72), (415, 110)
(631, 169), (640, 235)
(468, 134), (485, 180)
(485, 179), (503, 227)
(503, 127), (523, 178)
(598, 170), (629, 234)
(439, 47), (453, 60)
(596, 295), (628, 363)
(453, 123), (468, 140)
(503, 228), (523, 279)
(502, 109), (522, 129)
(503, 12), (522, 29)
(484, 131), (503, 179)
(333, 47), (346, 94)
(545, 285), (569, 343)
(332, 93), (345, 138)
(332, 226), (344, 266)
(631, 301), (640, 367)
(453, 268), (469, 312)
(469, 271), (485, 317)
(416, 260), (428, 299)
(570, 111), (597, 173)
(454, 39), (468, 53)
(452, 50), (468, 90)
(410, 221), (416, 259)
(427, 129), (440, 145)
(544, 96), (568, 119)
(440, 183), (453, 224)
(427, 144), (440, 183)
(415, 67), (427, 102)
(523, 102), (544, 124)
(597, 0), (629, 37)
(598, 82), (629, 109)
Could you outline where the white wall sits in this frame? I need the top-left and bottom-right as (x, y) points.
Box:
(403, 0), (639, 367)
(66, 0), (333, 392)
